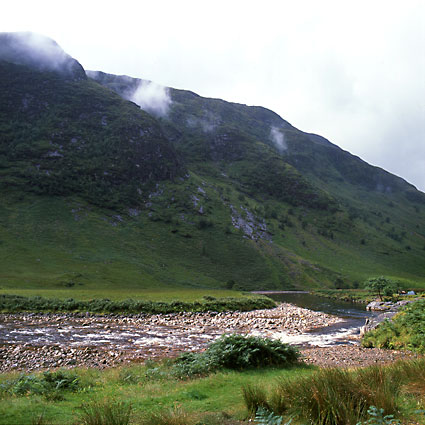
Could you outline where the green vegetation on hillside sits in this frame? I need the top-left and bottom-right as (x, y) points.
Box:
(0, 61), (181, 209)
(0, 37), (425, 294)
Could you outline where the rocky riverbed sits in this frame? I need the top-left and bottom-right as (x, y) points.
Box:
(0, 303), (418, 372)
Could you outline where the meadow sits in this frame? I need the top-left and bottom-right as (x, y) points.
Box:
(0, 355), (424, 425)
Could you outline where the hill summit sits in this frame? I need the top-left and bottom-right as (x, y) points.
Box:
(0, 32), (86, 81)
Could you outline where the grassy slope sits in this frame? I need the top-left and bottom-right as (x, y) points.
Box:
(91, 72), (425, 289)
(1, 176), (424, 298)
(0, 65), (424, 297)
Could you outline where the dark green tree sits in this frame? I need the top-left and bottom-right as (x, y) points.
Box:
(364, 276), (399, 301)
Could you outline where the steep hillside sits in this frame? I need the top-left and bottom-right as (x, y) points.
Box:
(0, 34), (424, 297)
(90, 71), (422, 203)
(0, 62), (181, 208)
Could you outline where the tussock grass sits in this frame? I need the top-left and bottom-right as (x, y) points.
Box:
(138, 406), (195, 425)
(242, 383), (270, 416)
(242, 358), (425, 425)
(77, 398), (132, 425)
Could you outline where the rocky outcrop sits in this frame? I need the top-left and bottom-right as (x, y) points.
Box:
(365, 300), (413, 311)
(360, 299), (416, 336)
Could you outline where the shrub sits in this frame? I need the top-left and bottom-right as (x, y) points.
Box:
(0, 294), (275, 314)
(0, 369), (80, 399)
(255, 407), (288, 425)
(204, 334), (299, 370)
(173, 334), (299, 378)
(356, 406), (401, 425)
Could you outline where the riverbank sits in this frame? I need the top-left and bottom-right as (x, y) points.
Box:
(1, 303), (339, 372)
(0, 302), (419, 373)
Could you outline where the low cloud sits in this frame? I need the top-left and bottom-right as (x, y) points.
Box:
(270, 126), (287, 152)
(186, 110), (221, 133)
(129, 81), (171, 117)
(0, 32), (83, 78)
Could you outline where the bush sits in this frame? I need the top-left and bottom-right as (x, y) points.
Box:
(0, 370), (80, 400)
(362, 299), (425, 353)
(255, 407), (288, 425)
(173, 334), (299, 378)
(356, 406), (401, 425)
(205, 334), (300, 369)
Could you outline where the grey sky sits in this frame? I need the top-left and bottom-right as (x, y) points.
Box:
(2, 0), (424, 191)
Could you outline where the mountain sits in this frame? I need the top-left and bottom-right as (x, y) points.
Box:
(0, 32), (86, 81)
(1, 33), (424, 295)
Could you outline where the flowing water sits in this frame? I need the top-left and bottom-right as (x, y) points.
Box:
(261, 291), (375, 346)
(0, 293), (374, 351)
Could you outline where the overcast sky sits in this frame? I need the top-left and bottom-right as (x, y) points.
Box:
(2, 0), (425, 191)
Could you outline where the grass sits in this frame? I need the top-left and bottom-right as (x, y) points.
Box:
(310, 289), (374, 303)
(0, 358), (424, 425)
(0, 288), (249, 302)
(0, 293), (275, 314)
(242, 358), (425, 425)
(0, 362), (312, 425)
(78, 399), (132, 425)
(1, 176), (425, 298)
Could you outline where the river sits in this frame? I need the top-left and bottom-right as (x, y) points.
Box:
(257, 291), (375, 346)
(0, 293), (374, 356)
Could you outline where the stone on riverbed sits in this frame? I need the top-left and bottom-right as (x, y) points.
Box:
(0, 303), (341, 372)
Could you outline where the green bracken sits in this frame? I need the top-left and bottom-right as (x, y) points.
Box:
(362, 298), (425, 352)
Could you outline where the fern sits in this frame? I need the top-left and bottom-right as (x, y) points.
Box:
(255, 407), (289, 425)
(356, 406), (401, 425)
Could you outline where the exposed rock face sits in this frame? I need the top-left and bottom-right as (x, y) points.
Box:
(230, 204), (270, 241)
(360, 299), (416, 336)
(0, 32), (86, 81)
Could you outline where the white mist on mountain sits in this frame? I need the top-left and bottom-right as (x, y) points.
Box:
(186, 110), (220, 133)
(130, 80), (171, 118)
(270, 126), (287, 152)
